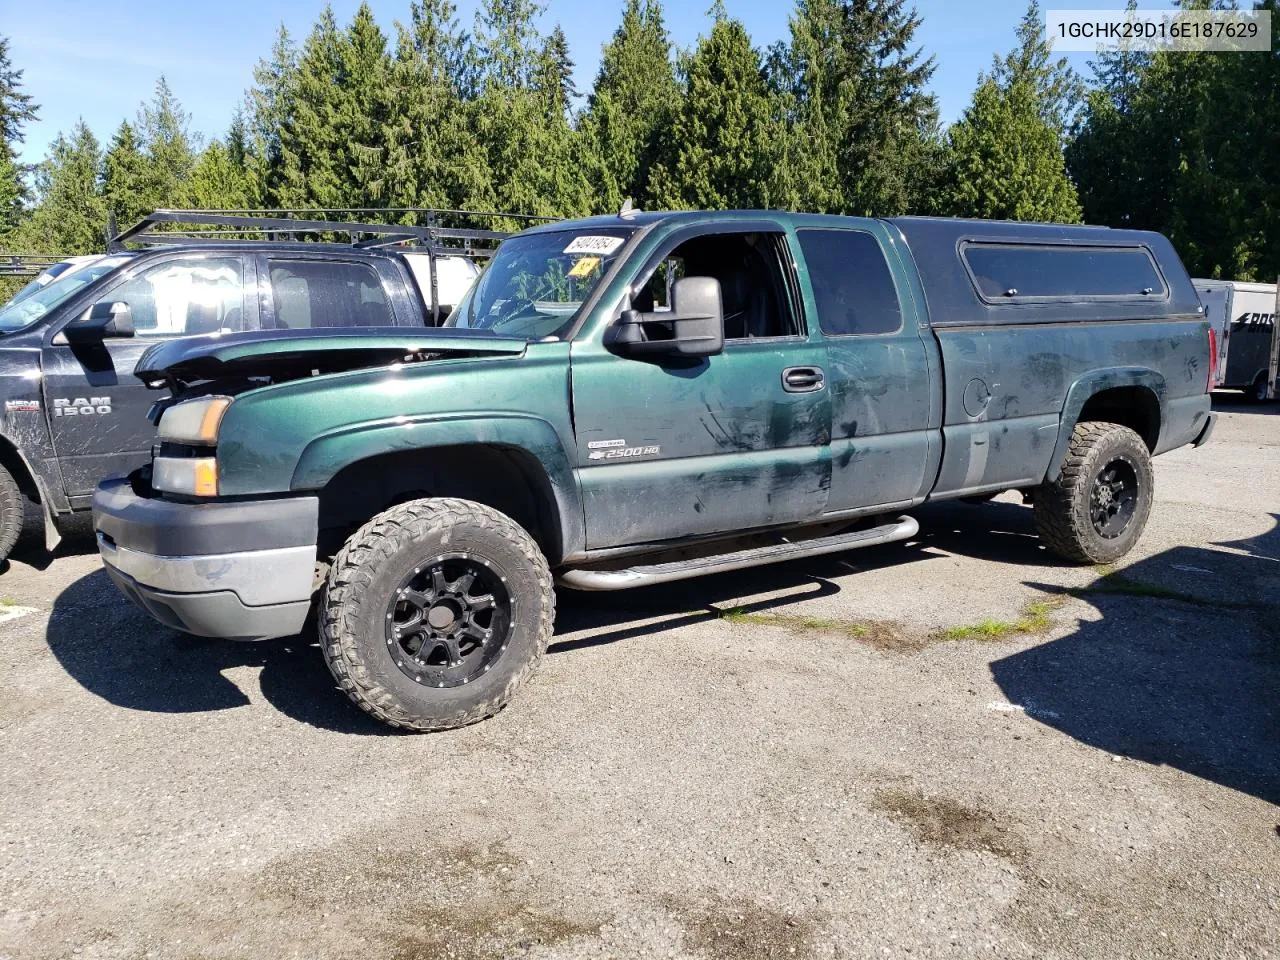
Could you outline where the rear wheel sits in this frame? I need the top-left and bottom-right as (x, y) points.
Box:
(1247, 373), (1269, 403)
(1033, 422), (1154, 564)
(319, 497), (554, 732)
(0, 464), (24, 566)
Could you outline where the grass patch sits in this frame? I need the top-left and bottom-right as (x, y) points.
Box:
(936, 596), (1067, 643)
(721, 608), (862, 635)
(0, 598), (15, 607)
(718, 607), (921, 652)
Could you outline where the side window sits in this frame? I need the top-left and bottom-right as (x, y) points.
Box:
(962, 244), (1167, 301)
(797, 230), (902, 337)
(99, 258), (244, 337)
(267, 259), (393, 329)
(634, 232), (797, 339)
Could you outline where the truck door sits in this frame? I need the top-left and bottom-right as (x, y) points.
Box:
(570, 226), (831, 549)
(41, 253), (256, 499)
(794, 226), (934, 512)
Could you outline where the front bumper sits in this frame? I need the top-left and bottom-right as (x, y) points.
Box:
(92, 477), (319, 641)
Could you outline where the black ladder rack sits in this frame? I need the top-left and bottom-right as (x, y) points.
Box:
(109, 207), (560, 321)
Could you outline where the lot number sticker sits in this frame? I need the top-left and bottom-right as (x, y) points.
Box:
(564, 235), (624, 256)
(567, 256), (602, 279)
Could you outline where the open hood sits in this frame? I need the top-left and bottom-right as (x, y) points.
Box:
(134, 327), (529, 388)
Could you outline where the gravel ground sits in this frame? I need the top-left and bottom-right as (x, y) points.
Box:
(0, 396), (1276, 960)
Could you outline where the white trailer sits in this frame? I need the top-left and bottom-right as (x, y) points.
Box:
(1193, 278), (1278, 401)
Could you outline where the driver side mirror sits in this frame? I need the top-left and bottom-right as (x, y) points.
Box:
(64, 301), (135, 343)
(610, 276), (725, 358)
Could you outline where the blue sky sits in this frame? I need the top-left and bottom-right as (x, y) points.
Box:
(1, 0), (1111, 165)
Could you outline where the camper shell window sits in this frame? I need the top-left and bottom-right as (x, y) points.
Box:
(962, 242), (1168, 304)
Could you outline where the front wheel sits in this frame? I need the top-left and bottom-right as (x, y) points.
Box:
(1033, 422), (1154, 564)
(319, 498), (554, 731)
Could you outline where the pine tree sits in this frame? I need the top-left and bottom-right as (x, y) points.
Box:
(474, 0), (544, 90)
(0, 35), (39, 240)
(991, 0), (1084, 142)
(647, 9), (781, 211)
(537, 25), (577, 117)
(185, 140), (253, 209)
(138, 77), (198, 210)
(768, 0), (940, 216)
(1069, 1), (1280, 280)
(383, 0), (490, 209)
(579, 0), (680, 210)
(102, 120), (151, 227)
(1065, 3), (1153, 230)
(270, 4), (394, 211)
(936, 77), (1081, 223)
(339, 3), (394, 207)
(246, 25), (300, 205)
(469, 0), (594, 218)
(0, 149), (21, 239)
(1225, 0), (1279, 280)
(275, 7), (345, 209)
(16, 122), (107, 253)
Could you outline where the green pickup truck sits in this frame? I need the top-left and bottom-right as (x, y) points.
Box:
(92, 210), (1217, 731)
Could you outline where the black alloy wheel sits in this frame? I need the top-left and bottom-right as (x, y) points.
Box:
(1089, 457), (1139, 539)
(385, 553), (512, 688)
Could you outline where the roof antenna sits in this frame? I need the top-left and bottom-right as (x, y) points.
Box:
(619, 198), (639, 221)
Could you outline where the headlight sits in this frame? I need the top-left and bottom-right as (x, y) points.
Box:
(157, 396), (232, 445)
(152, 457), (219, 497)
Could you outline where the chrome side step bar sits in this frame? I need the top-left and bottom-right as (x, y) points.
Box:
(557, 516), (919, 591)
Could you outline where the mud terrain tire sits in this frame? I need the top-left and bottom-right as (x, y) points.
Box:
(319, 498), (554, 732)
(1034, 422), (1154, 564)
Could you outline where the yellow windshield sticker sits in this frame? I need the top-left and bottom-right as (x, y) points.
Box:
(567, 256), (601, 279)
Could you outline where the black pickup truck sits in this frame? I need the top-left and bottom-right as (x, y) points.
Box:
(0, 210), (518, 564)
(93, 210), (1217, 732)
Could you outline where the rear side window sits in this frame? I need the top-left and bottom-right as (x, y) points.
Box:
(797, 230), (902, 336)
(268, 259), (393, 329)
(963, 243), (1166, 301)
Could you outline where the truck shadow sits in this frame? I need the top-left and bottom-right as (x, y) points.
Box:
(43, 539), (947, 735)
(549, 540), (944, 652)
(43, 569), (393, 735)
(550, 499), (1056, 651)
(992, 517), (1280, 807)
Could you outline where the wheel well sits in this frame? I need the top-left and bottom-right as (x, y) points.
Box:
(1076, 386), (1160, 451)
(315, 444), (563, 562)
(0, 436), (40, 501)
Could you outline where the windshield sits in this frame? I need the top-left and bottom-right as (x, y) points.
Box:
(3, 277), (46, 308)
(0, 255), (133, 333)
(445, 228), (633, 339)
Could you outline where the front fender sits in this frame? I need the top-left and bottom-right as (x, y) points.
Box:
(1045, 368), (1166, 482)
(290, 413), (586, 560)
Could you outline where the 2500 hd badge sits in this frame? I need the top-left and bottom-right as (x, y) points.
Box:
(586, 438), (661, 461)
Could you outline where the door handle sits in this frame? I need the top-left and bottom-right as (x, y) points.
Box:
(782, 366), (825, 393)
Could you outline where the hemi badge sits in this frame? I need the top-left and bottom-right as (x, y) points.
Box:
(5, 400), (40, 413)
